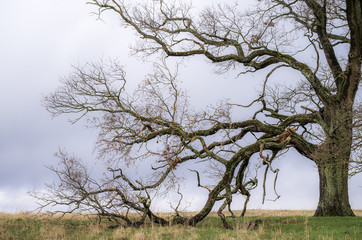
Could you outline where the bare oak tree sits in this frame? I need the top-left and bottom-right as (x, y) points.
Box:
(35, 0), (361, 228)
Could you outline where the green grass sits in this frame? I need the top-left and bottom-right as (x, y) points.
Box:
(0, 211), (361, 239)
(259, 216), (361, 239)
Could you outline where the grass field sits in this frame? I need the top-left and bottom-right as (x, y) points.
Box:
(0, 210), (361, 239)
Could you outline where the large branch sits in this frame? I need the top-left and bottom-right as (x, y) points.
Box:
(274, 0), (350, 44)
(304, 0), (344, 87)
(340, 0), (362, 101)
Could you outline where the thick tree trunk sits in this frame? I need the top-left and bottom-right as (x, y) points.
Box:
(314, 160), (355, 216)
(313, 104), (355, 216)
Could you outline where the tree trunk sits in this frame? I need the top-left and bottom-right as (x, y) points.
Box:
(313, 104), (355, 216)
(314, 160), (355, 216)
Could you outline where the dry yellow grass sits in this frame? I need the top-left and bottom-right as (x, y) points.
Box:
(242, 209), (362, 217)
(157, 209), (362, 219)
(111, 226), (200, 240)
(1, 209), (361, 219)
(1, 209), (361, 221)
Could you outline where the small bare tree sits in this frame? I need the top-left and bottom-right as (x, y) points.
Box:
(34, 0), (361, 228)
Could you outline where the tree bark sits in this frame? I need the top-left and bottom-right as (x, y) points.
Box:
(313, 104), (356, 216)
(314, 160), (355, 216)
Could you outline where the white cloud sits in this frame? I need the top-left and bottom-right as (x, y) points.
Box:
(0, 190), (37, 213)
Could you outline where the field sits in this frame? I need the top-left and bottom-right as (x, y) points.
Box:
(0, 210), (361, 240)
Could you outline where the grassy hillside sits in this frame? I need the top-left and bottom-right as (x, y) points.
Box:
(1, 210), (361, 239)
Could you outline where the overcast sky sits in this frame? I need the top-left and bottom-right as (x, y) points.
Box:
(0, 0), (361, 213)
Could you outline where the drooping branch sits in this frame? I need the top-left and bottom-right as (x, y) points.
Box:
(259, 144), (280, 204)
